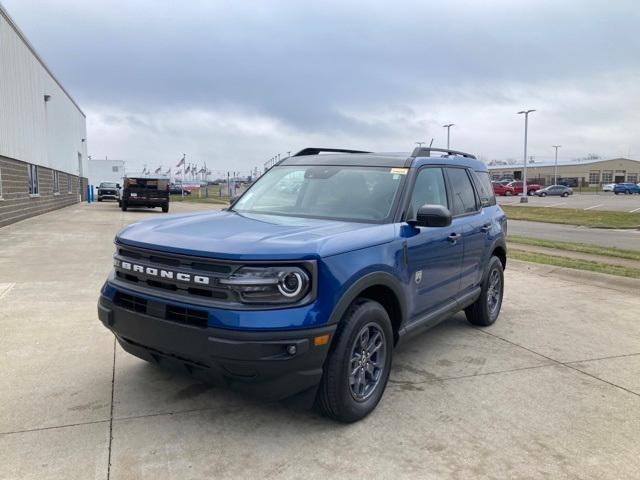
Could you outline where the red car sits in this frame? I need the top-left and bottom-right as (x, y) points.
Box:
(492, 181), (515, 196)
(506, 181), (541, 196)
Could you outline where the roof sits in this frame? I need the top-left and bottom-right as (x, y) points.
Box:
(280, 150), (487, 171)
(0, 3), (85, 117)
(487, 157), (639, 170)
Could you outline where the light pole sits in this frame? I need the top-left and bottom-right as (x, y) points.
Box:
(552, 145), (561, 185)
(443, 124), (454, 149)
(517, 110), (535, 203)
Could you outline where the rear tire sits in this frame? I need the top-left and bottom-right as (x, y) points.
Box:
(528, 190), (535, 196)
(465, 256), (504, 327)
(316, 299), (393, 423)
(561, 192), (569, 197)
(540, 192), (547, 197)
(505, 191), (512, 196)
(121, 201), (128, 212)
(162, 204), (169, 213)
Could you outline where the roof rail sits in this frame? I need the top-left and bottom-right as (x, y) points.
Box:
(411, 147), (476, 159)
(293, 147), (372, 157)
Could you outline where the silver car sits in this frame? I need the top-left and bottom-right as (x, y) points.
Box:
(534, 185), (573, 197)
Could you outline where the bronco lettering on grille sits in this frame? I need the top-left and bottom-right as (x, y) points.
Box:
(119, 261), (210, 285)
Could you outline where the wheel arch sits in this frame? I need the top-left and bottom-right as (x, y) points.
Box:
(328, 272), (407, 345)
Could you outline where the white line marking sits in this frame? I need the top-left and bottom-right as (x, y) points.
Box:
(583, 204), (603, 210)
(629, 207), (640, 213)
(0, 283), (16, 300)
(545, 202), (565, 208)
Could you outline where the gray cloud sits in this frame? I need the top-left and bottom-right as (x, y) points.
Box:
(4, 0), (640, 172)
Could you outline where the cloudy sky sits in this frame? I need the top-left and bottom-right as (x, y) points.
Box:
(4, 0), (640, 175)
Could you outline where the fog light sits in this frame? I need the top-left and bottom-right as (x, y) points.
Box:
(286, 345), (297, 356)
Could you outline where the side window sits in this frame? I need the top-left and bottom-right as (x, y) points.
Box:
(446, 168), (478, 216)
(472, 171), (496, 207)
(408, 167), (447, 219)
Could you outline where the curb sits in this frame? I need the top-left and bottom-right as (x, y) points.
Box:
(508, 259), (640, 294)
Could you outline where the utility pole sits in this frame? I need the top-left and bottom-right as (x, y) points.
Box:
(552, 145), (561, 185)
(443, 124), (454, 149)
(517, 110), (535, 203)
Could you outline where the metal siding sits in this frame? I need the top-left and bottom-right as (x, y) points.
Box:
(0, 10), (88, 177)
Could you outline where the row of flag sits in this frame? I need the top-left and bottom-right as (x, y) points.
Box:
(139, 155), (212, 177)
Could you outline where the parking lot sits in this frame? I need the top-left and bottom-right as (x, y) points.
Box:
(1, 202), (640, 480)
(497, 191), (640, 212)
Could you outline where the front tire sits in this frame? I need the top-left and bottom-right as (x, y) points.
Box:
(121, 201), (128, 212)
(540, 192), (547, 197)
(465, 256), (504, 327)
(505, 191), (512, 196)
(317, 299), (393, 423)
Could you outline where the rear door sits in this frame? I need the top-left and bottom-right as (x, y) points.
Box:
(404, 167), (463, 318)
(445, 167), (486, 293)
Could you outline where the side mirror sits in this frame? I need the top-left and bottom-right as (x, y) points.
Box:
(116, 184), (121, 189)
(408, 204), (452, 228)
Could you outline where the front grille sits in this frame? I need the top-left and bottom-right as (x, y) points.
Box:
(113, 290), (209, 328)
(166, 305), (208, 328)
(114, 292), (147, 313)
(114, 244), (238, 303)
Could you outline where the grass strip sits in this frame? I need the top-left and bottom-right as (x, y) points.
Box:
(170, 194), (229, 205)
(508, 235), (640, 261)
(502, 205), (640, 229)
(510, 250), (640, 279)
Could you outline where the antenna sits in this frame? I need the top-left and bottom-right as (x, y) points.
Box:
(429, 138), (434, 147)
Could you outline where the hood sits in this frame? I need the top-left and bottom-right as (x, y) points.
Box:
(116, 210), (396, 260)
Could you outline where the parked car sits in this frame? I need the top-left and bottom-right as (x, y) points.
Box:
(492, 181), (515, 196)
(120, 177), (170, 212)
(534, 185), (573, 197)
(169, 184), (191, 195)
(506, 181), (541, 196)
(613, 183), (640, 195)
(602, 183), (616, 192)
(97, 182), (120, 202)
(98, 146), (507, 422)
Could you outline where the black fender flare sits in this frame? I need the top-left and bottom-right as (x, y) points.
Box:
(488, 237), (507, 268)
(327, 271), (407, 327)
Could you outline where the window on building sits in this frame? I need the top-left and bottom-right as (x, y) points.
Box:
(67, 175), (73, 194)
(446, 167), (478, 216)
(627, 174), (638, 183)
(53, 171), (60, 194)
(588, 171), (600, 184)
(602, 170), (613, 183)
(28, 164), (39, 195)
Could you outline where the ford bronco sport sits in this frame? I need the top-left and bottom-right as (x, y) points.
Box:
(98, 147), (507, 422)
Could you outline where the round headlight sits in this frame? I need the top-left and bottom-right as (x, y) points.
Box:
(278, 271), (304, 297)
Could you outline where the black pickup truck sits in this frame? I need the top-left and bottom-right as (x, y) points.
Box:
(120, 177), (170, 213)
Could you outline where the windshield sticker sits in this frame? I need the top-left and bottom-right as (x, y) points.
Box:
(390, 168), (408, 175)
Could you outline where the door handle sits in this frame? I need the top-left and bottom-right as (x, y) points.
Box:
(448, 233), (462, 244)
(480, 223), (491, 232)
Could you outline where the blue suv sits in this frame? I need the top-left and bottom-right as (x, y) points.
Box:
(98, 147), (507, 422)
(613, 183), (640, 194)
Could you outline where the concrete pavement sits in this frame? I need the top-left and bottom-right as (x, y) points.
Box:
(1, 201), (640, 480)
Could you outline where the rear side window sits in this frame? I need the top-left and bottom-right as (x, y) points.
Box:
(473, 171), (496, 207)
(446, 168), (478, 216)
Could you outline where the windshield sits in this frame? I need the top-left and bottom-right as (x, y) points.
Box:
(100, 182), (118, 188)
(233, 165), (406, 222)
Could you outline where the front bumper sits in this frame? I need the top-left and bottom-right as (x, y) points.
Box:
(98, 296), (335, 400)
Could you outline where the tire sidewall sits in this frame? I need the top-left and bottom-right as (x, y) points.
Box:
(480, 256), (504, 325)
(328, 301), (393, 421)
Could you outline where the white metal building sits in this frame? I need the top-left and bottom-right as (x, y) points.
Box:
(0, 3), (88, 227)
(89, 159), (126, 187)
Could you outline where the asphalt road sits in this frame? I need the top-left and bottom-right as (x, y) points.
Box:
(1, 201), (640, 480)
(508, 219), (640, 250)
(497, 191), (640, 212)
